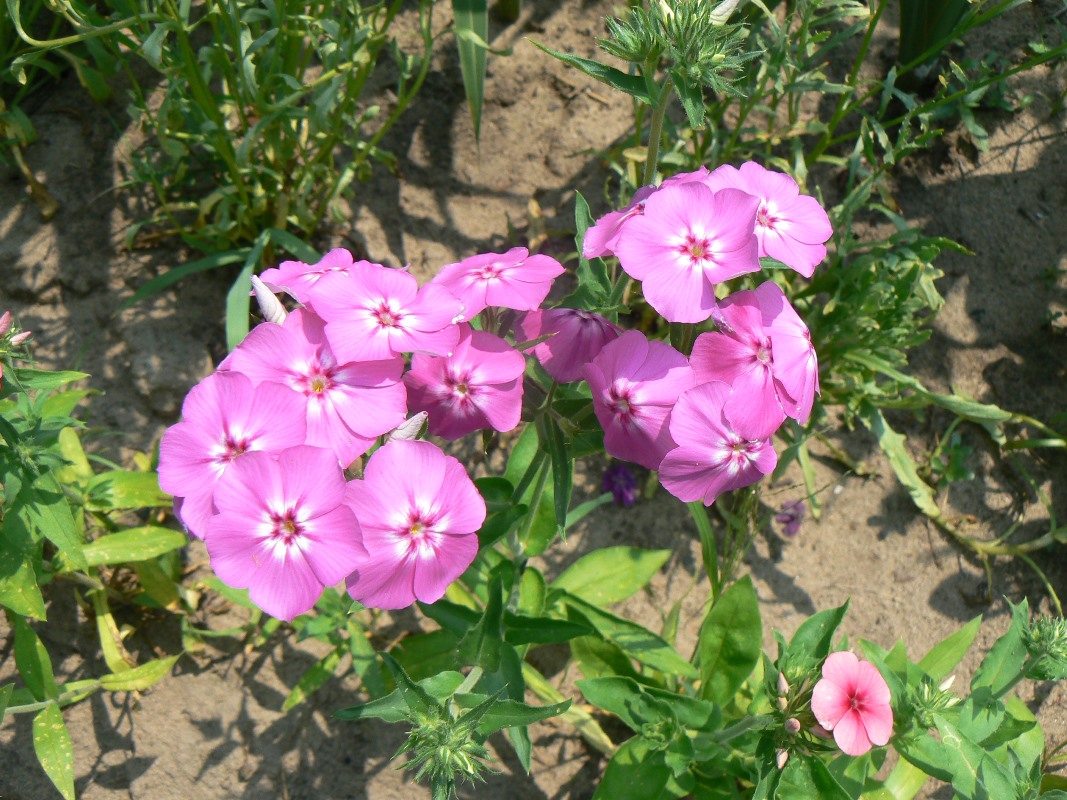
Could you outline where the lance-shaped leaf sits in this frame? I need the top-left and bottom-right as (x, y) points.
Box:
(33, 704), (75, 800)
(552, 546), (670, 607)
(696, 576), (762, 705)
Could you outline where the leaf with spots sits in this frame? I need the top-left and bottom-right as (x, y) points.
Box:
(33, 704), (75, 800)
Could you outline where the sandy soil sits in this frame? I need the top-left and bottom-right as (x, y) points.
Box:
(1, 1), (1066, 798)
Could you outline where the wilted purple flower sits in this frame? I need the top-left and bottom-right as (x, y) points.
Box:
(603, 462), (638, 507)
(775, 499), (806, 537)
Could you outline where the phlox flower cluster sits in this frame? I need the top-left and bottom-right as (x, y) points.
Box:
(159, 160), (829, 620)
(583, 162), (830, 505)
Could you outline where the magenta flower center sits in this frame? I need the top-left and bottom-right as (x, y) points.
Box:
(607, 385), (634, 419)
(444, 372), (473, 403)
(757, 203), (778, 228)
(374, 301), (404, 329)
(679, 233), (713, 263)
(220, 433), (252, 463)
(477, 263), (504, 281)
(270, 510), (303, 543)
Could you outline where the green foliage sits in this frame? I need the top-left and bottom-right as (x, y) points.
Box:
(0, 333), (183, 796)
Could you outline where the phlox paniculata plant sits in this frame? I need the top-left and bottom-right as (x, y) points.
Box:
(157, 160), (829, 622)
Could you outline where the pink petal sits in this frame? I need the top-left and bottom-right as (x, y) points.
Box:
(211, 451), (281, 517)
(205, 512), (264, 589)
(247, 546), (323, 622)
(659, 447), (737, 505)
(760, 228), (827, 278)
(298, 505), (366, 587)
(860, 701), (894, 747)
(811, 677), (852, 729)
(412, 532), (480, 604)
(832, 709), (874, 756)
(854, 659), (893, 707)
(723, 366), (785, 440)
(777, 194), (833, 244)
(822, 651), (861, 688)
(433, 459), (488, 534)
(276, 446), (347, 514)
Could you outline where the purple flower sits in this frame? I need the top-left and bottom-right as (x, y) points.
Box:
(602, 462), (638, 507)
(775, 499), (806, 537)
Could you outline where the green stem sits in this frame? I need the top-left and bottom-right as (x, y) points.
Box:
(688, 500), (721, 603)
(5, 683), (102, 715)
(642, 77), (674, 186)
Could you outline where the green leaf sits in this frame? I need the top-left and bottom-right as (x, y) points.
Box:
(33, 704), (75, 800)
(452, 0), (488, 140)
(86, 471), (172, 511)
(972, 599), (1028, 698)
(541, 415), (573, 537)
(0, 530), (46, 619)
(8, 369), (88, 392)
(517, 566), (545, 617)
(788, 600), (850, 662)
(577, 675), (672, 732)
(78, 527), (188, 568)
(335, 671), (466, 723)
(669, 68), (705, 128)
(557, 590), (697, 678)
(571, 635), (643, 682)
(696, 576), (762, 705)
(858, 404), (941, 519)
(99, 655), (179, 692)
(593, 737), (673, 800)
(21, 477), (86, 571)
(918, 615), (982, 681)
(504, 613), (592, 645)
(282, 647), (343, 711)
(225, 232), (268, 350)
(267, 227), (321, 263)
(504, 424), (556, 556)
(453, 694), (571, 737)
(13, 613), (58, 700)
(457, 576), (505, 672)
(391, 629), (462, 682)
(778, 754), (851, 800)
(552, 547), (671, 607)
(120, 250), (247, 311)
(567, 190), (612, 309)
(530, 41), (654, 104)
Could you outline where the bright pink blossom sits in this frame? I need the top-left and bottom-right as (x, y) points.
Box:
(158, 371), (307, 538)
(811, 651), (894, 756)
(584, 331), (694, 470)
(309, 264), (463, 362)
(705, 162), (832, 278)
(690, 282), (818, 439)
(220, 309), (407, 466)
(432, 247), (564, 320)
(659, 382), (776, 505)
(206, 446), (365, 622)
(404, 324), (525, 440)
(518, 308), (622, 383)
(582, 169), (711, 259)
(258, 248), (368, 305)
(345, 440), (486, 610)
(613, 182), (760, 323)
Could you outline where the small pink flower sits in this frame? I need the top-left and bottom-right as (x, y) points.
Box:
(518, 308), (622, 383)
(309, 264), (463, 362)
(705, 162), (832, 278)
(659, 382), (776, 505)
(158, 371), (307, 538)
(432, 247), (564, 320)
(206, 446), (365, 622)
(258, 248), (368, 305)
(690, 282), (818, 439)
(582, 169), (711, 259)
(345, 440), (486, 610)
(220, 309), (407, 466)
(404, 324), (525, 440)
(613, 182), (760, 323)
(584, 331), (694, 470)
(811, 651), (894, 757)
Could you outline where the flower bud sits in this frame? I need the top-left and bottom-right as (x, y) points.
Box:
(0, 311), (11, 336)
(10, 330), (32, 346)
(784, 717), (801, 736)
(810, 723), (832, 740)
(709, 0), (745, 25)
(386, 412), (428, 443)
(251, 275), (287, 324)
(777, 672), (790, 696)
(776, 748), (789, 769)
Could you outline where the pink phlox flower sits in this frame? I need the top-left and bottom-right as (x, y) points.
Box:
(518, 307), (622, 383)
(659, 382), (776, 505)
(584, 331), (695, 470)
(690, 282), (817, 439)
(433, 247), (565, 320)
(581, 168), (712, 260)
(206, 445), (365, 622)
(219, 309), (407, 467)
(344, 440), (486, 610)
(811, 651), (894, 757)
(404, 324), (525, 440)
(158, 371), (308, 539)
(705, 162), (832, 278)
(308, 263), (463, 363)
(258, 248), (372, 306)
(613, 181), (760, 323)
